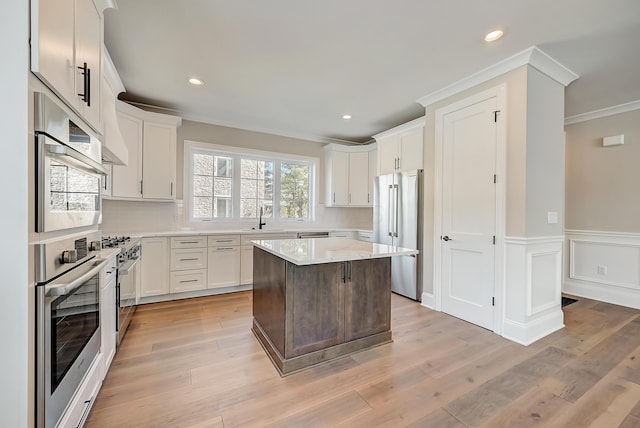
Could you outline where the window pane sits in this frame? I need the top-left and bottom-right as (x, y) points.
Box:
(214, 156), (232, 177)
(193, 175), (213, 197)
(280, 163), (309, 219)
(240, 198), (257, 218)
(213, 177), (232, 197)
(240, 159), (274, 218)
(214, 197), (232, 218)
(193, 197), (212, 218)
(193, 153), (213, 175)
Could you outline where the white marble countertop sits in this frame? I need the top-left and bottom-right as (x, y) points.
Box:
(252, 237), (418, 266)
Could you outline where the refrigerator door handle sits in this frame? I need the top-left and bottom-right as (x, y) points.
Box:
(394, 184), (399, 237)
(388, 185), (394, 237)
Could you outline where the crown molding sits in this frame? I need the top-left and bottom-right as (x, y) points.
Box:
(93, 0), (117, 13)
(103, 47), (125, 95)
(417, 46), (579, 107)
(564, 100), (640, 125)
(372, 116), (425, 140)
(122, 102), (360, 145)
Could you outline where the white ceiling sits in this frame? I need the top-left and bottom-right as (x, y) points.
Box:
(104, 0), (640, 144)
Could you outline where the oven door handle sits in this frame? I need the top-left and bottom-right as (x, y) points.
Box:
(46, 258), (109, 297)
(45, 141), (109, 175)
(118, 258), (140, 275)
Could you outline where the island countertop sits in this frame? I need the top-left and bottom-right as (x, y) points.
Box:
(251, 237), (418, 265)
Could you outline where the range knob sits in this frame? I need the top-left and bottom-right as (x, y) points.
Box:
(60, 250), (78, 264)
(89, 240), (102, 251)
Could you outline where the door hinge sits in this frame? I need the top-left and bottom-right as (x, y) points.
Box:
(493, 110), (500, 122)
(492, 235), (496, 245)
(492, 297), (495, 306)
(493, 174), (497, 184)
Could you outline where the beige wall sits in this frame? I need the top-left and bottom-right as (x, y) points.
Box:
(565, 109), (640, 232)
(525, 67), (566, 237)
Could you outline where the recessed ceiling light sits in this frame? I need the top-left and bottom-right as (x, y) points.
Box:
(187, 77), (204, 86)
(342, 114), (352, 120)
(484, 29), (504, 42)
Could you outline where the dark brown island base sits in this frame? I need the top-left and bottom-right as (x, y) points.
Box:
(250, 237), (418, 376)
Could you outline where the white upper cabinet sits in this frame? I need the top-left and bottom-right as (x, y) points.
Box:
(327, 149), (349, 206)
(374, 116), (425, 175)
(324, 144), (377, 207)
(31, 0), (102, 132)
(110, 102), (181, 201)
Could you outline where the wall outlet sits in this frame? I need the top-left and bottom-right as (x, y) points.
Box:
(547, 211), (559, 224)
(597, 265), (608, 275)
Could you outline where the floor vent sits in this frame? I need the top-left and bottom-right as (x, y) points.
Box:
(561, 296), (578, 308)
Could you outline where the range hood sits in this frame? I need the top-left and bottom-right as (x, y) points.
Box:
(102, 48), (128, 166)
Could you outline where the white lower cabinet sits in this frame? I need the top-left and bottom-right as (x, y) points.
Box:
(56, 355), (102, 428)
(240, 233), (296, 285)
(170, 269), (207, 293)
(140, 237), (169, 297)
(208, 245), (241, 289)
(100, 254), (117, 378)
(330, 231), (356, 239)
(241, 245), (254, 285)
(358, 231), (373, 242)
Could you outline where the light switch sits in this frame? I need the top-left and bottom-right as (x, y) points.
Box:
(547, 211), (558, 224)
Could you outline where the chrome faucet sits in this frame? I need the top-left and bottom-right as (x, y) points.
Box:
(259, 207), (266, 230)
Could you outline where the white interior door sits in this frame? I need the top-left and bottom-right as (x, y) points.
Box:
(441, 96), (497, 330)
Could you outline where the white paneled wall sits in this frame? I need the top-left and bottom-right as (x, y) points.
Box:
(564, 230), (640, 309)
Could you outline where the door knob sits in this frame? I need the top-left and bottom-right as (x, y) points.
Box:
(442, 235), (451, 242)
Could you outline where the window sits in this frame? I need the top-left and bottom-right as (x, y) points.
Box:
(187, 142), (316, 222)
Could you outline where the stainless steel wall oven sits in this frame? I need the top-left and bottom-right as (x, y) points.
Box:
(34, 92), (107, 232)
(35, 231), (108, 428)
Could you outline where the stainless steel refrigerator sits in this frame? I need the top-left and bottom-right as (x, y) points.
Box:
(373, 169), (423, 301)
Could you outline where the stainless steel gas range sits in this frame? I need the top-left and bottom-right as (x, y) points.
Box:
(101, 236), (141, 346)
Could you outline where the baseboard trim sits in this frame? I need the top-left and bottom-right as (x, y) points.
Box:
(563, 279), (640, 310)
(502, 310), (564, 346)
(420, 292), (435, 310)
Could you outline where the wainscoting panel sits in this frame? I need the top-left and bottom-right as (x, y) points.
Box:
(564, 230), (640, 309)
(504, 236), (564, 345)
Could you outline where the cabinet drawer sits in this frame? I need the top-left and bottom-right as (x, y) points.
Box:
(170, 269), (207, 293)
(170, 236), (207, 248)
(358, 231), (373, 242)
(208, 235), (240, 247)
(170, 248), (207, 270)
(56, 355), (101, 428)
(330, 231), (355, 239)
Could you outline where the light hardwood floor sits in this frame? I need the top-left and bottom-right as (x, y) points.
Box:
(86, 292), (640, 427)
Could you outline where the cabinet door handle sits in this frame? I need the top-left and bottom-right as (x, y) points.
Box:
(179, 241), (199, 244)
(215, 239), (233, 243)
(179, 258), (198, 261)
(342, 262), (347, 283)
(170, 182), (173, 196)
(140, 180), (143, 195)
(179, 279), (198, 283)
(77, 62), (90, 106)
(333, 192), (336, 203)
(216, 247), (235, 251)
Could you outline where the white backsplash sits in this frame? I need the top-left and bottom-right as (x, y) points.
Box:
(101, 199), (373, 234)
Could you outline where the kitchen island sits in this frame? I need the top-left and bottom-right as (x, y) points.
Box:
(251, 237), (418, 375)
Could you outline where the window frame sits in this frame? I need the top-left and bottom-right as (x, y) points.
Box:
(184, 141), (318, 224)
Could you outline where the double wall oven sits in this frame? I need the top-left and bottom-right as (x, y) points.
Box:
(34, 93), (109, 427)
